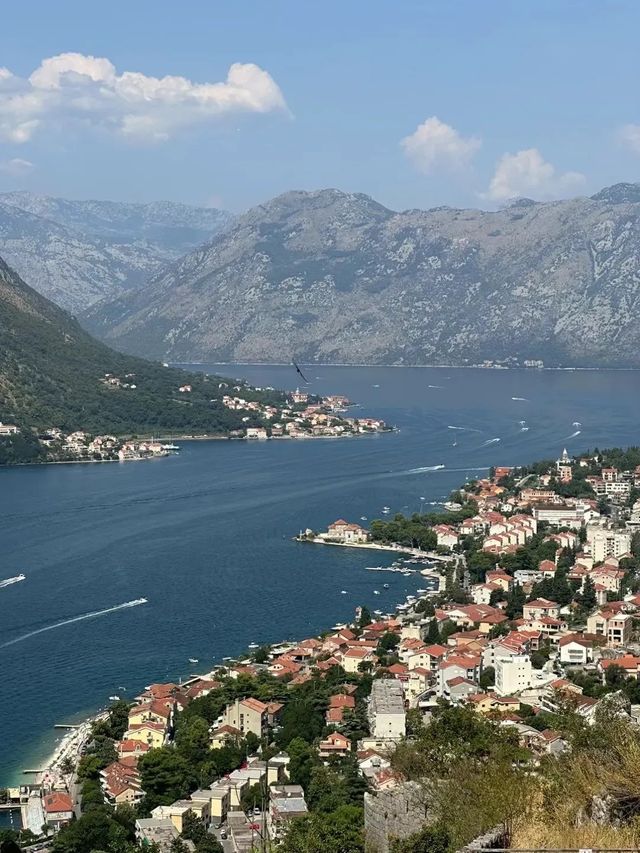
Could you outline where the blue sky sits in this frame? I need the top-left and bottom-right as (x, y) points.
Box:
(0, 0), (639, 212)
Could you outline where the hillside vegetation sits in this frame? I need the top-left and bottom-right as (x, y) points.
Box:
(0, 256), (282, 437)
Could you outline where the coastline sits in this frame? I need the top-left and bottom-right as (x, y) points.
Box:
(176, 360), (640, 373)
(10, 549), (441, 790)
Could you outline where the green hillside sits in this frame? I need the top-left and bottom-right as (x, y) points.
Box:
(0, 255), (283, 440)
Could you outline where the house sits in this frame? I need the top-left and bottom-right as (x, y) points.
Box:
(486, 570), (513, 592)
(325, 519), (370, 544)
(599, 656), (640, 679)
(495, 654), (532, 696)
(125, 720), (166, 749)
(523, 598), (560, 621)
(341, 646), (377, 673)
(0, 422), (19, 436)
(433, 524), (459, 549)
(443, 676), (477, 703)
(368, 679), (406, 741)
(246, 427), (268, 439)
(151, 802), (199, 834)
(471, 582), (500, 606)
(43, 791), (74, 830)
(437, 655), (481, 696)
(268, 785), (309, 841)
(135, 818), (179, 853)
(587, 609), (633, 647)
(558, 633), (600, 665)
(222, 697), (270, 738)
(210, 724), (241, 749)
(319, 731), (351, 757)
(100, 761), (143, 805)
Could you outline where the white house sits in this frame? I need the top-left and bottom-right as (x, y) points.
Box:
(495, 654), (532, 696)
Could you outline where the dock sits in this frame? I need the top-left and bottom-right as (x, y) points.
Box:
(54, 723), (80, 729)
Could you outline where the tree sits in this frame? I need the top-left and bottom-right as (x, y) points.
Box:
(51, 808), (132, 853)
(505, 585), (526, 620)
(175, 716), (211, 765)
(358, 606), (372, 628)
(426, 619), (441, 644)
(479, 667), (495, 690)
(139, 748), (196, 811)
(605, 663), (627, 689)
(277, 805), (364, 853)
(391, 823), (450, 853)
(287, 737), (317, 792)
(579, 575), (597, 613)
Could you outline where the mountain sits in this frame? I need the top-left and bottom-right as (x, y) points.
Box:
(0, 193), (232, 313)
(84, 184), (640, 368)
(0, 255), (283, 438)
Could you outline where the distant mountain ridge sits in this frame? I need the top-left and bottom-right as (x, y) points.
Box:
(84, 182), (640, 368)
(0, 192), (232, 313)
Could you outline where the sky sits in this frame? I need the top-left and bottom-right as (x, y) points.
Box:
(0, 0), (639, 213)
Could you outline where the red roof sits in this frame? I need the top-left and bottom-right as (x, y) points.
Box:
(43, 792), (73, 814)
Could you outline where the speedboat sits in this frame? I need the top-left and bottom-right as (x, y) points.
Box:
(360, 516), (368, 521)
(340, 590), (348, 594)
(188, 658), (199, 664)
(373, 590), (380, 595)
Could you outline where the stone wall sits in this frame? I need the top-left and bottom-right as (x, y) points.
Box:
(364, 782), (430, 853)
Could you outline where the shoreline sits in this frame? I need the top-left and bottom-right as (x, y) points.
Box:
(175, 360), (640, 373)
(8, 545), (441, 791)
(0, 429), (392, 470)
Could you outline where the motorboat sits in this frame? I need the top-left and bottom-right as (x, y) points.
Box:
(188, 658), (199, 664)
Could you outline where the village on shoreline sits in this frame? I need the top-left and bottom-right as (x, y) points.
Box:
(0, 382), (390, 468)
(6, 444), (640, 851)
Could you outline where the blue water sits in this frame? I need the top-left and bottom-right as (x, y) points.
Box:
(1, 364), (640, 784)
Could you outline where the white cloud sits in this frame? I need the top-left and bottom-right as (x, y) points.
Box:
(0, 157), (34, 176)
(485, 148), (585, 201)
(401, 116), (481, 173)
(618, 124), (640, 155)
(0, 53), (288, 144)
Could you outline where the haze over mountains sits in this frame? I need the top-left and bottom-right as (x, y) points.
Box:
(81, 182), (640, 368)
(0, 193), (232, 313)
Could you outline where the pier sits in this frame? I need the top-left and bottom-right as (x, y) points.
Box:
(53, 723), (81, 729)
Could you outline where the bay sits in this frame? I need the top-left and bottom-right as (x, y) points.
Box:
(1, 364), (639, 785)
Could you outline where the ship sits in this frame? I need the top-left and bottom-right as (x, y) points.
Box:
(0, 573), (26, 588)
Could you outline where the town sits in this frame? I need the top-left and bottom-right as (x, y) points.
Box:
(0, 384), (389, 467)
(5, 445), (640, 852)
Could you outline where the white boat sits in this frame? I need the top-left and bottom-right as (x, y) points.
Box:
(382, 506), (391, 514)
(373, 590), (380, 595)
(161, 443), (180, 451)
(109, 695), (120, 701)
(373, 609), (383, 616)
(360, 516), (368, 521)
(0, 573), (26, 588)
(188, 658), (199, 664)
(340, 590), (348, 594)
(248, 643), (259, 649)
(383, 583), (390, 589)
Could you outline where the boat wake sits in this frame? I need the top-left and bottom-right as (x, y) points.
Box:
(407, 464), (446, 473)
(563, 430), (582, 440)
(0, 574), (25, 589)
(0, 599), (148, 649)
(447, 425), (481, 432)
(511, 396), (529, 401)
(481, 437), (501, 446)
(427, 385), (443, 389)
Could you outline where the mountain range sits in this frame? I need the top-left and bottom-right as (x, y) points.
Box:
(82, 182), (640, 368)
(0, 193), (231, 313)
